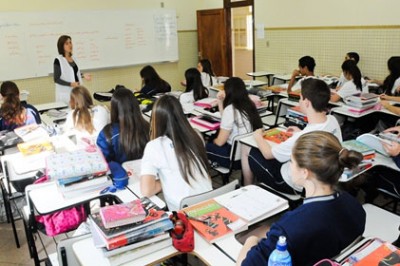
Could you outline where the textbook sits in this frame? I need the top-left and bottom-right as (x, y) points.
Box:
(341, 139), (375, 157)
(14, 124), (49, 142)
(341, 238), (400, 266)
(193, 97), (218, 108)
(90, 214), (173, 250)
(356, 133), (390, 156)
(215, 185), (289, 224)
(263, 128), (292, 144)
(182, 199), (247, 243)
(190, 116), (221, 130)
(90, 197), (168, 239)
(106, 236), (172, 265)
(100, 199), (147, 229)
(17, 139), (54, 155)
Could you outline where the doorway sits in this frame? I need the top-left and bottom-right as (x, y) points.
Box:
(231, 6), (253, 79)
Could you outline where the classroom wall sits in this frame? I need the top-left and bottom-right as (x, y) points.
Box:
(0, 0), (221, 104)
(2, 0), (399, 104)
(254, 0), (400, 81)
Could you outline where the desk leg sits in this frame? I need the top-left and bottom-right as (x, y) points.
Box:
(273, 101), (283, 127)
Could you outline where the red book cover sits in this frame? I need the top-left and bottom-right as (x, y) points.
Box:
(100, 199), (146, 229)
(354, 242), (400, 266)
(263, 128), (293, 144)
(182, 199), (247, 243)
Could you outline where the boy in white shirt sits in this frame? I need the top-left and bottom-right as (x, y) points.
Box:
(242, 79), (342, 193)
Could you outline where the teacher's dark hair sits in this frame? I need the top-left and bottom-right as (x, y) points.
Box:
(57, 35), (71, 56)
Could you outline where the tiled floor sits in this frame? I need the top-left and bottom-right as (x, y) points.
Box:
(1, 169), (398, 266)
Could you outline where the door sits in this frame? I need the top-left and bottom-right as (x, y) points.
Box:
(197, 9), (232, 77)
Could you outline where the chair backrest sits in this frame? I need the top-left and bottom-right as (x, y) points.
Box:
(179, 179), (239, 209)
(229, 132), (253, 166)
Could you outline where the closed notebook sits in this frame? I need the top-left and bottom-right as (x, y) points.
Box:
(263, 128), (292, 144)
(100, 199), (147, 229)
(182, 199), (247, 243)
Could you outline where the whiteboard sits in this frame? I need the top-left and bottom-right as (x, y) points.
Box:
(0, 9), (178, 80)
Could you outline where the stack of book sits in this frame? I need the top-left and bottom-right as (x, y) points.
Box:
(46, 149), (111, 198)
(56, 173), (112, 198)
(288, 91), (301, 102)
(344, 93), (379, 113)
(89, 197), (173, 266)
(284, 106), (308, 129)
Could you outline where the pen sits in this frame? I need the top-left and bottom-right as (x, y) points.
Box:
(186, 215), (210, 225)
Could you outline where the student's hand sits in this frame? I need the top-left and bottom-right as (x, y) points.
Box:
(396, 86), (400, 93)
(384, 126), (400, 136)
(180, 80), (187, 87)
(380, 100), (392, 110)
(83, 73), (92, 81)
(382, 141), (400, 156)
(286, 126), (301, 133)
(70, 82), (80, 88)
(217, 90), (225, 101)
(380, 94), (388, 100)
(253, 128), (264, 142)
(291, 69), (301, 78)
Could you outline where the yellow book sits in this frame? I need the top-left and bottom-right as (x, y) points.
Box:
(17, 139), (54, 155)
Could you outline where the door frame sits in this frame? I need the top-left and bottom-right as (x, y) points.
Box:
(224, 0), (255, 74)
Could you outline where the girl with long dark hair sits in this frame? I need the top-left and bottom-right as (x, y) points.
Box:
(179, 68), (209, 104)
(206, 77), (263, 168)
(140, 95), (212, 211)
(139, 65), (171, 96)
(97, 87), (149, 163)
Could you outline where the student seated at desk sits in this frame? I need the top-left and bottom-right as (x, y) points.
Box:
(64, 86), (109, 145)
(362, 125), (400, 203)
(369, 56), (400, 96)
(198, 59), (218, 87)
(140, 95), (212, 211)
(179, 68), (209, 104)
(243, 79), (342, 190)
(287, 55), (316, 93)
(139, 65), (171, 96)
(0, 81), (40, 130)
(237, 131), (366, 266)
(336, 52), (360, 88)
(331, 60), (364, 102)
(206, 77), (263, 168)
(97, 87), (149, 164)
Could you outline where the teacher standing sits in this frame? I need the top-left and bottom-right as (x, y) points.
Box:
(53, 35), (90, 103)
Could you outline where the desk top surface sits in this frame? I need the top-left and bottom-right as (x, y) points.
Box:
(246, 71), (275, 77)
(35, 102), (68, 113)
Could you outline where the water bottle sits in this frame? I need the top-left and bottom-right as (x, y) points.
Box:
(268, 236), (292, 266)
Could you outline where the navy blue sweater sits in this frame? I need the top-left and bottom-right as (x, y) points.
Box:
(242, 192), (365, 266)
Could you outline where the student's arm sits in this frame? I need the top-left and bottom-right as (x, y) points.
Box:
(380, 94), (400, 102)
(381, 100), (400, 115)
(216, 90), (225, 114)
(330, 93), (341, 102)
(140, 175), (162, 197)
(236, 236), (260, 265)
(287, 69), (301, 93)
(254, 128), (274, 159)
(213, 128), (230, 146)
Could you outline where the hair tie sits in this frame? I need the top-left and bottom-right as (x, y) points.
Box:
(339, 148), (345, 156)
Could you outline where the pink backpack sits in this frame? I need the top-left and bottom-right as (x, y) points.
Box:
(34, 176), (87, 236)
